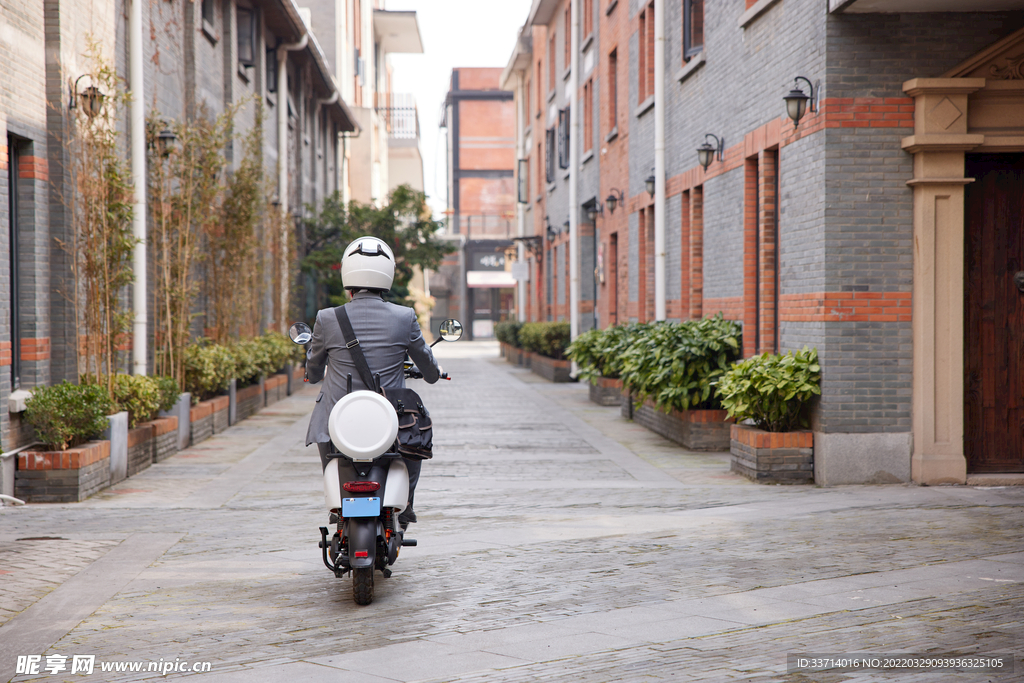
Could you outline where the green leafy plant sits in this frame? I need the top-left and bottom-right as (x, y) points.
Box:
(154, 376), (180, 413)
(494, 321), (523, 348)
(183, 340), (235, 403)
(109, 374), (162, 428)
(566, 323), (649, 383)
(518, 322), (571, 360)
(230, 339), (265, 386)
(716, 347), (821, 432)
(256, 332), (302, 376)
(619, 315), (742, 413)
(24, 382), (112, 451)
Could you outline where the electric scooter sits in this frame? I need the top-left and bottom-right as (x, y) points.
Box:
(288, 319), (463, 605)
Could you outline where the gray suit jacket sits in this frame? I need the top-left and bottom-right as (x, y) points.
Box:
(304, 291), (441, 446)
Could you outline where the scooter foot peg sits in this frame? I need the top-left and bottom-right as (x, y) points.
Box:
(319, 526), (329, 535)
(382, 568), (392, 578)
(401, 538), (417, 547)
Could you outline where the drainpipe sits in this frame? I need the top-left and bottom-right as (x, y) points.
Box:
(653, 0), (666, 321)
(130, 0), (146, 374)
(277, 31), (308, 331)
(516, 72), (527, 323)
(569, 0), (579, 340)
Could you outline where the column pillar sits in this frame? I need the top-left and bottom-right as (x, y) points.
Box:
(902, 78), (985, 485)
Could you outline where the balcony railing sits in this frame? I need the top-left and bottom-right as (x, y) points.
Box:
(448, 214), (516, 239)
(375, 92), (419, 141)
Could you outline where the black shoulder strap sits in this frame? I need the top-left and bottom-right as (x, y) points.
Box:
(333, 306), (377, 392)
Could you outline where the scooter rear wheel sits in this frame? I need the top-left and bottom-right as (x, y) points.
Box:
(353, 567), (374, 605)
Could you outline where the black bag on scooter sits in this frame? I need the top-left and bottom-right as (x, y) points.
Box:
(333, 306), (434, 460)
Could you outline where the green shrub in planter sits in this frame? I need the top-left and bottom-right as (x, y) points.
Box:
(567, 323), (650, 383)
(494, 321), (523, 348)
(716, 347), (821, 432)
(24, 381), (113, 451)
(620, 315), (742, 413)
(183, 341), (235, 403)
(110, 374), (163, 428)
(256, 332), (301, 376)
(518, 321), (571, 360)
(230, 338), (266, 386)
(155, 376), (180, 413)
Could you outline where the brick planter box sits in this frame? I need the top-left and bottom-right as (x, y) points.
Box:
(190, 400), (214, 445)
(15, 441), (111, 503)
(529, 352), (572, 383)
(236, 383), (263, 422)
(730, 424), (814, 484)
(589, 377), (623, 406)
(150, 416), (179, 462)
(265, 374), (287, 406)
(621, 386), (634, 419)
(126, 424), (154, 477)
(631, 398), (733, 451)
(211, 396), (229, 433)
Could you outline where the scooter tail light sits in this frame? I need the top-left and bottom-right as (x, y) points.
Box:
(354, 550), (369, 558)
(342, 481), (380, 492)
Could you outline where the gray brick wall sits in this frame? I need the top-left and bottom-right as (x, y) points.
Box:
(701, 168), (743, 301)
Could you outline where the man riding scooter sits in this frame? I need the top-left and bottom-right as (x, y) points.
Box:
(303, 236), (443, 529)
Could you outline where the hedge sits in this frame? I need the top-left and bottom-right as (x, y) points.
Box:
(518, 321), (571, 360)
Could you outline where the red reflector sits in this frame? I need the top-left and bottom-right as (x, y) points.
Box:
(343, 481), (380, 492)
(354, 550), (368, 558)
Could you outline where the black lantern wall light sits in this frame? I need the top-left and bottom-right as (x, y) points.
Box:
(697, 134), (724, 171)
(645, 168), (656, 197)
(154, 127), (178, 158)
(605, 188), (625, 214)
(783, 76), (818, 127)
(69, 75), (105, 118)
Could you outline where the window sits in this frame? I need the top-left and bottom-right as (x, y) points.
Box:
(545, 128), (555, 183)
(583, 79), (593, 153)
(518, 159), (529, 203)
(536, 60), (543, 111)
(583, 0), (593, 41)
(525, 77), (531, 124)
(537, 142), (543, 194)
(638, 1), (655, 102)
(684, 0), (704, 61)
(548, 35), (556, 92)
(608, 48), (618, 131)
(564, 6), (571, 71)
(237, 7), (255, 67)
(557, 107), (570, 169)
(638, 7), (646, 102)
(201, 0), (215, 25)
(266, 48), (277, 91)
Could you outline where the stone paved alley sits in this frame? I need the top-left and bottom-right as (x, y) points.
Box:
(1, 342), (1022, 682)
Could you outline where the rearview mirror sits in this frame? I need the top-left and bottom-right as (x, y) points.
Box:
(288, 322), (312, 345)
(438, 319), (463, 342)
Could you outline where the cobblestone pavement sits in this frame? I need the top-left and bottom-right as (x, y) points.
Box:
(1, 341), (1022, 682)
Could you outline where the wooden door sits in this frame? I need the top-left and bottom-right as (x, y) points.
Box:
(965, 154), (1024, 473)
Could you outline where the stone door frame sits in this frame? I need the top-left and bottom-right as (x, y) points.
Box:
(903, 28), (1024, 484)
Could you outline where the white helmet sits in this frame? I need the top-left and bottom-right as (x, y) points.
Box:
(341, 236), (395, 291)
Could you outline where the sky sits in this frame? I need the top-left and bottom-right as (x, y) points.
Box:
(385, 0), (533, 218)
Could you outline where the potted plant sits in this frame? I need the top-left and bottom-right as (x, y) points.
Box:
(17, 382), (113, 502)
(519, 322), (572, 382)
(619, 316), (742, 450)
(717, 347), (821, 484)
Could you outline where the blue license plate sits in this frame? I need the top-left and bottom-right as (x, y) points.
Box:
(342, 497), (381, 517)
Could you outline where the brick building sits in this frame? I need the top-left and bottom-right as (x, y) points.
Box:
(503, 0), (1024, 484)
(0, 0), (368, 453)
(435, 68), (517, 340)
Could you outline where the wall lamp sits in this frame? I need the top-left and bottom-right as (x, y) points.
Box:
(545, 216), (557, 241)
(585, 202), (603, 223)
(69, 75), (104, 118)
(645, 168), (656, 197)
(784, 76), (817, 126)
(697, 134), (724, 171)
(153, 127), (178, 158)
(605, 188), (625, 214)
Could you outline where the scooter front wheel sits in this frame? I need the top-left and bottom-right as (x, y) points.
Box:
(353, 567), (374, 605)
